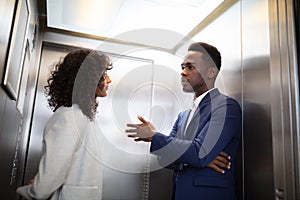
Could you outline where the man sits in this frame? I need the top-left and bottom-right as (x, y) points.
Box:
(126, 42), (242, 200)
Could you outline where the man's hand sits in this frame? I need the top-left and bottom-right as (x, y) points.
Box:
(126, 115), (156, 142)
(207, 151), (231, 174)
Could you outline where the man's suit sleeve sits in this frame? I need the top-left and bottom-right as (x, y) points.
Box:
(150, 114), (180, 152)
(150, 112), (198, 169)
(150, 98), (242, 169)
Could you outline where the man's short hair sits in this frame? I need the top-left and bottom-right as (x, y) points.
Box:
(188, 42), (222, 70)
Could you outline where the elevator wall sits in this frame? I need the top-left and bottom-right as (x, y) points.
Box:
(0, 0), (43, 199)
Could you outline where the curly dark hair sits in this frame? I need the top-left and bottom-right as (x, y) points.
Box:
(44, 48), (111, 120)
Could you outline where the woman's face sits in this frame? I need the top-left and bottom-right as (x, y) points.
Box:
(96, 71), (112, 97)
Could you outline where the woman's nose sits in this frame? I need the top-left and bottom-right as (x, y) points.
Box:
(106, 75), (112, 83)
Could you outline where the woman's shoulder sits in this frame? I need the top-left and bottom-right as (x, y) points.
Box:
(46, 105), (88, 129)
(54, 105), (85, 117)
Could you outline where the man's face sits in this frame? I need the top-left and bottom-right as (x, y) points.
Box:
(181, 51), (211, 96)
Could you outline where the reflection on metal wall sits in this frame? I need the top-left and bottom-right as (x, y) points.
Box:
(241, 1), (275, 199)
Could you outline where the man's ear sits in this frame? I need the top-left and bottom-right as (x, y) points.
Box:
(208, 66), (219, 79)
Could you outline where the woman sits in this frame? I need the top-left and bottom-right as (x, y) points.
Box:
(17, 48), (112, 200)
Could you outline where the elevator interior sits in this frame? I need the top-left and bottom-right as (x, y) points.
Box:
(0, 0), (299, 200)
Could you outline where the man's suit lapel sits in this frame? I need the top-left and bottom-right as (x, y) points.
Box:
(185, 89), (220, 140)
(177, 109), (191, 139)
(185, 109), (200, 140)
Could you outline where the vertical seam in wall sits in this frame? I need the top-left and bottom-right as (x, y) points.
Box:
(276, 0), (288, 198)
(239, 0), (244, 199)
(142, 60), (155, 200)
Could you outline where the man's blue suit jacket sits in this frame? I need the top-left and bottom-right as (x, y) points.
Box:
(150, 89), (242, 200)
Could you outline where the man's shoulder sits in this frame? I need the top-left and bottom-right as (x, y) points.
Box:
(211, 90), (241, 110)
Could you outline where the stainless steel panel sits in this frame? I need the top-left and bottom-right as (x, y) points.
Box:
(0, 0), (41, 199)
(240, 1), (274, 199)
(269, 0), (300, 199)
(0, 96), (22, 199)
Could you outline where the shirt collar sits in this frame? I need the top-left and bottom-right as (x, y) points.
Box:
(193, 88), (216, 108)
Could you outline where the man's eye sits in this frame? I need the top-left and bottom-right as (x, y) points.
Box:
(187, 64), (195, 69)
(181, 64), (195, 70)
